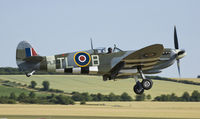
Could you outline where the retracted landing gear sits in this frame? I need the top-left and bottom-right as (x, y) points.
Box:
(25, 70), (35, 77)
(133, 67), (153, 95)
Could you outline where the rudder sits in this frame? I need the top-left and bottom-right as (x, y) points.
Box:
(16, 41), (38, 71)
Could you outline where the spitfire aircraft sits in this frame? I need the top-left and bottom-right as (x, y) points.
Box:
(16, 27), (186, 94)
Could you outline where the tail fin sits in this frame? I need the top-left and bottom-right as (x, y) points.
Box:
(16, 41), (39, 71)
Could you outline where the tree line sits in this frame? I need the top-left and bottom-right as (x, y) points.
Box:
(133, 91), (200, 102)
(154, 90), (200, 101)
(1, 90), (200, 105)
(71, 92), (133, 102)
(0, 91), (133, 105)
(0, 92), (74, 105)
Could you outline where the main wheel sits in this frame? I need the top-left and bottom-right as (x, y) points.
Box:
(103, 75), (111, 81)
(133, 84), (144, 95)
(142, 79), (153, 90)
(103, 76), (108, 81)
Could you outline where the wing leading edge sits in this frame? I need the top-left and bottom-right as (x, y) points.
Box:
(123, 44), (164, 70)
(110, 44), (164, 77)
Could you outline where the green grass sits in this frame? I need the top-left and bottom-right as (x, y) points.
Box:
(0, 85), (51, 97)
(0, 85), (30, 96)
(0, 75), (200, 98)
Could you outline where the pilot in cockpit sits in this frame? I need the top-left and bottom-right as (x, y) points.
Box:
(107, 47), (112, 54)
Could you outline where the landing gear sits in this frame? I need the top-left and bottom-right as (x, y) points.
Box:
(142, 79), (153, 90)
(25, 70), (35, 77)
(103, 75), (111, 81)
(133, 67), (153, 95)
(133, 82), (144, 95)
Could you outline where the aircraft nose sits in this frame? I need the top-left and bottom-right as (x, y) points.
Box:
(178, 50), (185, 56)
(176, 49), (186, 60)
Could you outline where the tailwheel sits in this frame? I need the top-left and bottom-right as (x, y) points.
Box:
(25, 73), (31, 77)
(133, 83), (144, 95)
(142, 79), (153, 90)
(25, 70), (35, 77)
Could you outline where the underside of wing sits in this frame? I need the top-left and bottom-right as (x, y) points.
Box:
(123, 44), (164, 70)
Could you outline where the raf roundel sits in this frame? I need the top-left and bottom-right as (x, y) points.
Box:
(74, 52), (91, 67)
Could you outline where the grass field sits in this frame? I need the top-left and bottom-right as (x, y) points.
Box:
(0, 85), (30, 96)
(0, 116), (192, 119)
(0, 115), (153, 119)
(0, 75), (200, 119)
(0, 75), (200, 98)
(0, 102), (200, 119)
(0, 85), (51, 97)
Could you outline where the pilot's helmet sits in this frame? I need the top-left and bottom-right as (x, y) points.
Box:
(108, 47), (112, 53)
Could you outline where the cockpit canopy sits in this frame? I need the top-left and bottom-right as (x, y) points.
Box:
(93, 46), (123, 54)
(113, 47), (123, 53)
(94, 47), (106, 53)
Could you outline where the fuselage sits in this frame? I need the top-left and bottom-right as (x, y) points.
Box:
(16, 41), (186, 80)
(36, 47), (186, 78)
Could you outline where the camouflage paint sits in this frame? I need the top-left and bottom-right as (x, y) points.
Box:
(16, 41), (186, 78)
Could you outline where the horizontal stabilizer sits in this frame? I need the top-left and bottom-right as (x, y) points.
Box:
(23, 56), (44, 63)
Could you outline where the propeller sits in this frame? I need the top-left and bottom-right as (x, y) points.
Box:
(177, 59), (181, 77)
(174, 26), (181, 77)
(174, 26), (179, 49)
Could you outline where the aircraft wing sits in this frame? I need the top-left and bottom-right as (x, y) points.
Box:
(109, 44), (164, 78)
(122, 44), (164, 69)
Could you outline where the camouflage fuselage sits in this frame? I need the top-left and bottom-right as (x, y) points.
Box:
(38, 48), (179, 77)
(16, 41), (186, 78)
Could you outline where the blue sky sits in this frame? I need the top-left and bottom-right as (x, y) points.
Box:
(0, 0), (199, 78)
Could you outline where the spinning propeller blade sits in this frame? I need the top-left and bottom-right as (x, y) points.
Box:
(174, 26), (181, 77)
(174, 26), (179, 49)
(177, 59), (181, 77)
